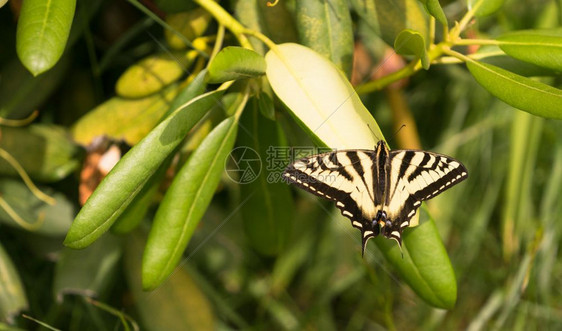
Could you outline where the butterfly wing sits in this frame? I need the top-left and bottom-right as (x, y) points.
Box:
(386, 149), (469, 231)
(283, 150), (380, 234)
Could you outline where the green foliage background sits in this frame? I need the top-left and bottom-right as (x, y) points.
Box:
(1, 0), (562, 329)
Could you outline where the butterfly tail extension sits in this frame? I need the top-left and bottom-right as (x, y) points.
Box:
(361, 230), (375, 257)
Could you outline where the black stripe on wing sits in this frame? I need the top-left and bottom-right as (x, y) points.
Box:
(389, 150), (468, 226)
(283, 152), (373, 230)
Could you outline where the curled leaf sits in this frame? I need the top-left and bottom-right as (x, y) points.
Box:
(394, 29), (429, 69)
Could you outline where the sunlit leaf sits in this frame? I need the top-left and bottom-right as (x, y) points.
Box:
(265, 43), (382, 149)
(116, 54), (184, 98)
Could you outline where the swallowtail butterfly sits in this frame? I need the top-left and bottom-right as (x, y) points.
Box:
(283, 140), (468, 255)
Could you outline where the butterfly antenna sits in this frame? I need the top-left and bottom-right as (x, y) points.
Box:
(366, 124), (381, 142)
(388, 124), (406, 144)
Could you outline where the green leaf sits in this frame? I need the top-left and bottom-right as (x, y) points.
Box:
(207, 47), (266, 83)
(266, 43), (457, 309)
(257, 91), (275, 120)
(116, 54), (184, 98)
(466, 60), (562, 119)
(497, 29), (562, 72)
(469, 0), (505, 17)
(142, 115), (239, 290)
(266, 43), (383, 150)
(375, 215), (457, 309)
(71, 85), (178, 146)
(478, 45), (556, 77)
(349, 0), (428, 47)
(110, 157), (171, 234)
(238, 100), (294, 256)
(0, 179), (74, 236)
(64, 82), (222, 249)
(16, 0), (76, 76)
(53, 235), (122, 301)
(0, 125), (82, 182)
(125, 231), (215, 330)
(394, 29), (429, 69)
(163, 68), (208, 120)
(418, 0), (447, 26)
(0, 242), (28, 324)
(295, 0), (354, 76)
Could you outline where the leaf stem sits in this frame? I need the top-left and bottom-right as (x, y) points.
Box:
(0, 111), (38, 126)
(441, 47), (476, 64)
(435, 49), (505, 64)
(454, 39), (501, 46)
(355, 60), (418, 94)
(451, 0), (485, 40)
(0, 197), (45, 231)
(209, 24), (226, 64)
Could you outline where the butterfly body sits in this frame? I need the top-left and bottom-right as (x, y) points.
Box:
(283, 140), (468, 255)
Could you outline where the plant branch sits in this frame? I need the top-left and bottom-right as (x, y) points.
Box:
(194, 0), (253, 49)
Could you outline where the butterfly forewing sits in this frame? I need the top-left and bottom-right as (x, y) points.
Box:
(387, 150), (468, 227)
(283, 150), (379, 230)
